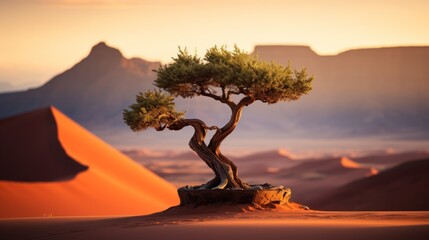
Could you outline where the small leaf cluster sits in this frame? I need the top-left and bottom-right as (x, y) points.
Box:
(123, 90), (183, 131)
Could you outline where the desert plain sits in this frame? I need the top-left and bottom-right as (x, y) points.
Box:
(1, 208), (428, 240)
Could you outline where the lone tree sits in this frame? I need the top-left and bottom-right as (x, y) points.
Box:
(124, 46), (313, 190)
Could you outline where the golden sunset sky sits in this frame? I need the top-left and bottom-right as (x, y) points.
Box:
(0, 0), (428, 89)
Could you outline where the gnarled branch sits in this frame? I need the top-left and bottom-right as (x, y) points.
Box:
(199, 87), (236, 109)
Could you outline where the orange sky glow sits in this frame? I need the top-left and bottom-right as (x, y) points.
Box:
(0, 0), (428, 89)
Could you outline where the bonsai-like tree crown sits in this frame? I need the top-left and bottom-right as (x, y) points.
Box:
(155, 46), (313, 104)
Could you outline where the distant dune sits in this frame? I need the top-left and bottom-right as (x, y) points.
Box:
(270, 157), (378, 204)
(277, 157), (378, 178)
(234, 149), (298, 177)
(123, 148), (301, 188)
(121, 147), (429, 209)
(353, 150), (429, 169)
(310, 158), (429, 210)
(0, 107), (179, 218)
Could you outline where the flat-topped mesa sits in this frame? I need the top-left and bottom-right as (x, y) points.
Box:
(253, 45), (319, 65)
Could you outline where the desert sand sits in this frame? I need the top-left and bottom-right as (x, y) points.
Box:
(0, 107), (179, 218)
(1, 206), (428, 240)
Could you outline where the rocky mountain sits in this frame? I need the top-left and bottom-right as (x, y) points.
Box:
(0, 42), (159, 128)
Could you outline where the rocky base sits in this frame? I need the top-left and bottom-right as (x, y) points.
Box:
(178, 183), (306, 209)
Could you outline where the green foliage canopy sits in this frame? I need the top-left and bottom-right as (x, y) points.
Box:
(155, 46), (313, 104)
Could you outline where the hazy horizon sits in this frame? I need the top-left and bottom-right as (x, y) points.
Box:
(3, 43), (428, 93)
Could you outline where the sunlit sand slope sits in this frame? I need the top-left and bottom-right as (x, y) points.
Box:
(0, 107), (179, 218)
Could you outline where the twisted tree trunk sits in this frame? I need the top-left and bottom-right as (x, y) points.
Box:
(168, 119), (242, 189)
(166, 96), (254, 190)
(208, 96), (255, 189)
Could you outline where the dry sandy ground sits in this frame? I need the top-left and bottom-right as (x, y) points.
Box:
(1, 206), (428, 240)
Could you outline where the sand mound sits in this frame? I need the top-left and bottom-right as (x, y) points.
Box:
(0, 107), (179, 218)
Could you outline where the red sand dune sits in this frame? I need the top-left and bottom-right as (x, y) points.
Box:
(0, 107), (179, 218)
